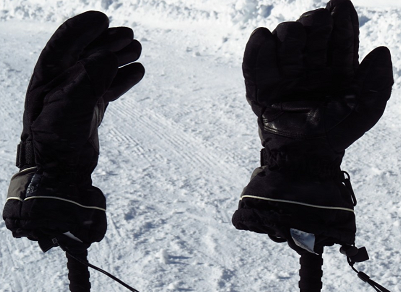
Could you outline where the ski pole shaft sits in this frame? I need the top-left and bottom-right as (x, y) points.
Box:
(66, 249), (91, 292)
(299, 252), (323, 292)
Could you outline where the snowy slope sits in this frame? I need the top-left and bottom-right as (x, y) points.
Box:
(0, 0), (400, 291)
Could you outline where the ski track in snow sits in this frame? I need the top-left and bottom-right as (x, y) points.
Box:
(1, 1), (401, 291)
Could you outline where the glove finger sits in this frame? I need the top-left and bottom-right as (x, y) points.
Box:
(81, 27), (134, 58)
(114, 40), (142, 67)
(326, 0), (359, 85)
(297, 8), (332, 71)
(103, 62), (145, 103)
(80, 50), (119, 97)
(273, 22), (306, 79)
(29, 11), (109, 91)
(242, 27), (280, 105)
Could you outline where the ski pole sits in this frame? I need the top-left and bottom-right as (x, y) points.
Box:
(43, 235), (140, 292)
(299, 252), (323, 292)
(64, 245), (141, 292)
(66, 249), (91, 292)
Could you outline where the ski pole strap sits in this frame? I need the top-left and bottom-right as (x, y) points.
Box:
(341, 245), (391, 292)
(65, 251), (140, 292)
(355, 271), (391, 292)
(299, 252), (323, 292)
(39, 235), (140, 292)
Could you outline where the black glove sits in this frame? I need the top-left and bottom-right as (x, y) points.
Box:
(3, 11), (144, 245)
(232, 0), (393, 254)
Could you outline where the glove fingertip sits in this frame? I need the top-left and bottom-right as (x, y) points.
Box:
(116, 26), (134, 40)
(103, 62), (145, 103)
(71, 10), (109, 28)
(273, 21), (305, 43)
(370, 46), (392, 65)
(298, 8), (331, 23)
(357, 46), (394, 96)
(243, 27), (279, 104)
(244, 27), (275, 63)
(249, 27), (272, 38)
(326, 0), (355, 13)
(120, 62), (145, 91)
(116, 39), (142, 66)
(134, 62), (145, 79)
(131, 39), (142, 60)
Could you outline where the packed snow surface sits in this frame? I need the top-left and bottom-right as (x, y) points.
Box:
(1, 0), (400, 291)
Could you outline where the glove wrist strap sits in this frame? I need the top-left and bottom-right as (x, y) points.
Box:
(341, 246), (390, 292)
(260, 147), (342, 178)
(16, 141), (35, 169)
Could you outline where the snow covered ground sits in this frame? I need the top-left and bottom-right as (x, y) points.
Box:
(0, 0), (400, 291)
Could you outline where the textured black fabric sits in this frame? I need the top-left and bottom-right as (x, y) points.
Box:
(3, 11), (144, 244)
(232, 0), (393, 255)
(4, 170), (106, 243)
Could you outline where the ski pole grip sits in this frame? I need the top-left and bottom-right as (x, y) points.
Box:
(299, 252), (323, 292)
(66, 249), (91, 292)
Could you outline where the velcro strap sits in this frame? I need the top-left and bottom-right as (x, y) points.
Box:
(260, 147), (342, 178)
(16, 141), (35, 169)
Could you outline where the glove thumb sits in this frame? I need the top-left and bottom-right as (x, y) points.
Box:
(326, 47), (393, 151)
(354, 46), (393, 126)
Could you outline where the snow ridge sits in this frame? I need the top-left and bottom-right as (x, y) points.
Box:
(0, 0), (353, 26)
(1, 0), (400, 86)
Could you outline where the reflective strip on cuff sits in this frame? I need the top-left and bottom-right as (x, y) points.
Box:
(240, 195), (354, 213)
(6, 195), (106, 212)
